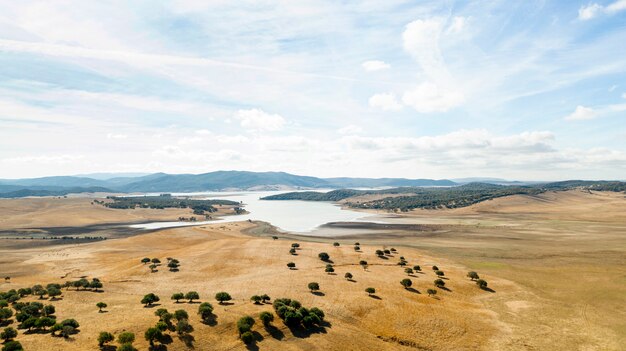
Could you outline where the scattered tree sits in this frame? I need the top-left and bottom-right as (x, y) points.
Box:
(400, 278), (412, 289)
(289, 248), (296, 255)
(171, 292), (184, 303)
(174, 309), (189, 321)
(144, 327), (162, 346)
(197, 303), (213, 322)
(141, 293), (160, 307)
(467, 271), (479, 281)
(375, 250), (384, 257)
(434, 279), (445, 288)
(318, 252), (330, 261)
(405, 268), (414, 275)
(185, 291), (199, 303)
(344, 272), (353, 280)
(359, 260), (368, 269)
(308, 282), (320, 293)
(96, 302), (107, 312)
(118, 331), (135, 345)
(432, 265), (439, 271)
(333, 242), (340, 247)
(117, 343), (138, 351)
(215, 292), (232, 304)
(427, 289), (437, 297)
(141, 258), (150, 265)
(151, 258), (161, 265)
(250, 295), (262, 304)
(413, 265), (421, 272)
(1, 327), (17, 342)
(261, 294), (271, 303)
(476, 279), (488, 289)
(354, 245), (360, 251)
(259, 311), (274, 326)
(97, 331), (114, 347)
(435, 270), (445, 277)
(287, 262), (296, 270)
(365, 287), (376, 296)
(149, 264), (158, 273)
(325, 266), (335, 274)
(1, 341), (23, 351)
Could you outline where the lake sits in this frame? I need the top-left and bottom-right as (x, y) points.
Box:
(129, 190), (377, 233)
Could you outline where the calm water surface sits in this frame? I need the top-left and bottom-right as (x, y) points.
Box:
(129, 190), (376, 233)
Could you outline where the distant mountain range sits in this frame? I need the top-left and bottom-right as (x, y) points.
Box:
(0, 171), (456, 197)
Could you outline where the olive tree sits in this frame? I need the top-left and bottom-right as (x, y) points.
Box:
(467, 271), (480, 281)
(185, 291), (199, 303)
(97, 331), (114, 347)
(171, 292), (184, 303)
(476, 279), (488, 289)
(365, 287), (375, 296)
(198, 302), (214, 322)
(96, 302), (107, 312)
(287, 262), (296, 270)
(318, 252), (330, 261)
(141, 258), (150, 265)
(1, 327), (17, 342)
(427, 289), (437, 297)
(344, 272), (353, 280)
(141, 293), (160, 307)
(250, 295), (262, 304)
(215, 292), (232, 304)
(434, 279), (445, 288)
(144, 327), (162, 346)
(435, 270), (445, 277)
(405, 268), (414, 275)
(413, 265), (421, 272)
(359, 260), (368, 270)
(400, 278), (412, 289)
(308, 282), (320, 293)
(259, 311), (274, 326)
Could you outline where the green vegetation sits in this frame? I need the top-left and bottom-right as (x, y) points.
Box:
(185, 291), (199, 303)
(263, 181), (626, 211)
(96, 302), (107, 312)
(197, 302), (214, 322)
(251, 295), (262, 304)
(434, 279), (445, 288)
(97, 331), (114, 347)
(1, 341), (23, 351)
(172, 292), (184, 303)
(476, 279), (488, 289)
(318, 252), (330, 261)
(141, 293), (160, 307)
(287, 262), (296, 269)
(344, 272), (353, 280)
(365, 287), (376, 296)
(102, 195), (238, 215)
(1, 327), (17, 342)
(467, 271), (480, 280)
(259, 311), (274, 326)
(400, 278), (412, 289)
(308, 282), (320, 293)
(427, 289), (437, 297)
(273, 298), (325, 329)
(215, 292), (232, 304)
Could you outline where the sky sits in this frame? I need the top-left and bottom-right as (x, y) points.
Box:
(0, 0), (625, 181)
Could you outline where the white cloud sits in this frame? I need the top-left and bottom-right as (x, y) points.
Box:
(361, 60), (390, 71)
(402, 82), (464, 113)
(234, 108), (286, 131)
(447, 16), (467, 34)
(578, 1), (626, 20)
(622, 92), (626, 99)
(564, 105), (597, 120)
(337, 125), (363, 135)
(579, 3), (603, 20)
(106, 133), (127, 139)
(368, 93), (402, 111)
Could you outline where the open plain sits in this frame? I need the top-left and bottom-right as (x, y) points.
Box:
(0, 190), (625, 351)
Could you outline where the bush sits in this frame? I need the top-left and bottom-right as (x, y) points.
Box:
(476, 279), (488, 289)
(365, 287), (375, 295)
(259, 311), (274, 326)
(215, 292), (232, 304)
(344, 272), (353, 280)
(359, 260), (368, 269)
(405, 268), (414, 275)
(318, 252), (330, 261)
(434, 279), (445, 288)
(333, 242), (340, 247)
(97, 331), (114, 347)
(413, 265), (421, 272)
(325, 266), (335, 274)
(287, 262), (296, 269)
(432, 265), (439, 271)
(400, 278), (412, 289)
(427, 289), (437, 297)
(435, 270), (445, 277)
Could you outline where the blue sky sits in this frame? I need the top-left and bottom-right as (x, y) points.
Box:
(0, 0), (625, 180)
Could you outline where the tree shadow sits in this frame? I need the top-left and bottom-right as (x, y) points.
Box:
(144, 303), (162, 308)
(322, 259), (334, 264)
(377, 256), (388, 260)
(368, 294), (382, 300)
(439, 277), (450, 280)
(100, 345), (117, 351)
(201, 314), (218, 326)
(286, 321), (332, 339)
(311, 291), (325, 296)
(218, 302), (234, 306)
(346, 279), (356, 283)
(288, 268), (299, 271)
(158, 334), (173, 345)
(187, 301), (200, 304)
(439, 286), (452, 292)
(149, 345), (168, 351)
(179, 334), (195, 348)
(264, 325), (284, 340)
(98, 310), (109, 313)
(481, 287), (496, 293)
(406, 287), (421, 294)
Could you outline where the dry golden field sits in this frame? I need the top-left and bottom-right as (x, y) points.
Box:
(0, 189), (625, 351)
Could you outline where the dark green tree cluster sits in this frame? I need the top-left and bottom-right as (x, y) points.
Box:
(197, 303), (214, 323)
(167, 257), (181, 272)
(318, 252), (330, 262)
(141, 293), (160, 307)
(237, 315), (255, 344)
(273, 298), (325, 329)
(66, 278), (103, 292)
(215, 292), (232, 305)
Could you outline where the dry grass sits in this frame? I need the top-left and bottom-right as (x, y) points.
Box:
(0, 189), (624, 350)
